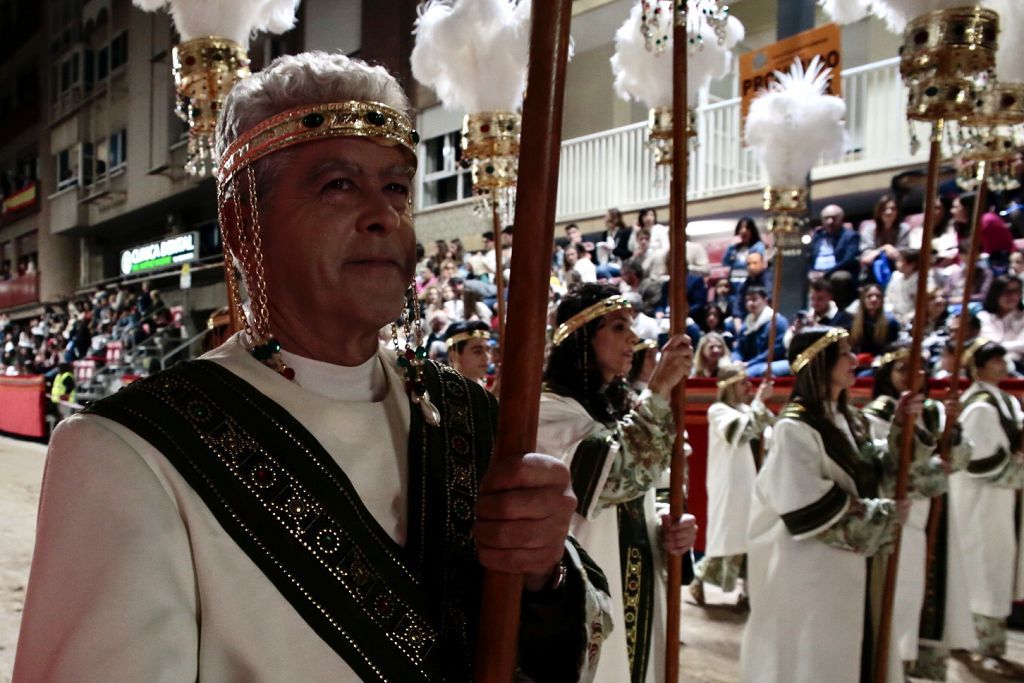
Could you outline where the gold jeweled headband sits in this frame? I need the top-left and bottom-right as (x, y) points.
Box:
(633, 339), (658, 352)
(446, 329), (491, 349)
(961, 336), (990, 368)
(791, 327), (849, 375)
(717, 371), (748, 390)
(876, 348), (910, 369)
(552, 295), (633, 347)
(217, 100), (420, 189)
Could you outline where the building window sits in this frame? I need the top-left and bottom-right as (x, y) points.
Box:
(110, 31), (127, 72)
(85, 129), (126, 184)
(97, 44), (108, 81)
(56, 145), (79, 190)
(418, 131), (472, 209)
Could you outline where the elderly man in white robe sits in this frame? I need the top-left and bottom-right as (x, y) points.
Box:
(13, 52), (612, 683)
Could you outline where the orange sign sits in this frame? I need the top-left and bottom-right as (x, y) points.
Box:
(739, 23), (843, 122)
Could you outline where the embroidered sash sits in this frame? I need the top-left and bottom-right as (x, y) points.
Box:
(965, 390), (1022, 475)
(617, 496), (654, 683)
(84, 358), (495, 682)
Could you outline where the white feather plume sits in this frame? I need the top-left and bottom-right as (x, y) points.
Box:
(818, 0), (873, 25)
(131, 0), (299, 44)
(610, 1), (744, 109)
(744, 56), (847, 187)
(984, 0), (1024, 83)
(870, 0), (966, 33)
(411, 0), (533, 113)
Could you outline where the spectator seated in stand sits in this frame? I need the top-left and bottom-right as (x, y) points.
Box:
(784, 279), (852, 349)
(595, 208), (633, 280)
(623, 292), (661, 341)
(956, 191), (1015, 272)
(619, 258), (663, 316)
(721, 216), (766, 287)
(733, 251), (773, 319)
(858, 194), (914, 287)
(849, 283), (899, 369)
(809, 204), (861, 309)
(978, 274), (1024, 372)
(698, 305), (736, 350)
(884, 247), (935, 327)
(693, 331), (729, 378)
(732, 286), (790, 378)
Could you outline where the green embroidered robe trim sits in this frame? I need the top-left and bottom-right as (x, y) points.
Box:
(83, 358), (495, 682)
(617, 496), (654, 683)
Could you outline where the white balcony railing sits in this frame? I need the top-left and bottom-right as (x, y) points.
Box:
(555, 57), (930, 221)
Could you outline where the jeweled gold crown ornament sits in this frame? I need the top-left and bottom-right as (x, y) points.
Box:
(132, 0), (300, 177)
(460, 111), (522, 225)
(900, 7), (999, 123)
(612, 1), (743, 174)
(173, 37), (251, 176)
(412, 0), (532, 228)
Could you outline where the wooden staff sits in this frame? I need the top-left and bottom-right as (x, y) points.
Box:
(753, 243), (787, 470)
(491, 198), (506, 390)
(873, 119), (946, 683)
(665, 4), (690, 681)
(924, 159), (989, 572)
(473, 1), (573, 680)
(492, 199), (507, 345)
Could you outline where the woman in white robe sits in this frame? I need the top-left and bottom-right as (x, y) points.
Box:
(691, 365), (774, 607)
(741, 327), (923, 683)
(951, 339), (1024, 678)
(862, 347), (974, 680)
(536, 284), (697, 683)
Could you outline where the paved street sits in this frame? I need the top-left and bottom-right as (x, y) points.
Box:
(0, 433), (1019, 682)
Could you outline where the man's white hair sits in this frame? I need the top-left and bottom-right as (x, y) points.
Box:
(215, 51), (411, 162)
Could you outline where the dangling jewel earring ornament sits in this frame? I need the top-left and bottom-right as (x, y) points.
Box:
(392, 286), (441, 427)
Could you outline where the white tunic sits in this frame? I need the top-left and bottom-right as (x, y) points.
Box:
(741, 409), (902, 683)
(537, 391), (674, 683)
(14, 335), (409, 682)
(864, 404), (975, 661)
(951, 380), (1024, 618)
(705, 401), (767, 557)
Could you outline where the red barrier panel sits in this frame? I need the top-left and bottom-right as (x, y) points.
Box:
(0, 374), (46, 439)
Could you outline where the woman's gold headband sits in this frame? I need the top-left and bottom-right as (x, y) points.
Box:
(633, 339), (658, 352)
(552, 295), (633, 347)
(961, 336), (989, 368)
(717, 371), (748, 390)
(446, 330), (491, 349)
(218, 100), (419, 189)
(875, 348), (910, 368)
(791, 327), (849, 375)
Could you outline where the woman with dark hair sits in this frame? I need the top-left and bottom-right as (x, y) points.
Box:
(951, 340), (1024, 677)
(597, 208), (633, 271)
(850, 283), (900, 360)
(863, 347), (972, 679)
(537, 283), (697, 683)
(722, 216), (767, 286)
(691, 365), (773, 608)
(700, 305), (736, 350)
(979, 274), (1024, 369)
(741, 327), (925, 683)
(859, 194), (913, 286)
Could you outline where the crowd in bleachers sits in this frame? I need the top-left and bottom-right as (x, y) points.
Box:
(546, 188), (1024, 381)
(0, 282), (173, 379)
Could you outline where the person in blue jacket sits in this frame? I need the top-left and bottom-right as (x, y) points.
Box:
(732, 286), (790, 377)
(809, 204), (862, 309)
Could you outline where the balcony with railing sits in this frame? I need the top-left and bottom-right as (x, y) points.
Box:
(555, 56), (927, 221)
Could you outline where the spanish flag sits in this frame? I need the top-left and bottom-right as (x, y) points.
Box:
(2, 181), (37, 214)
